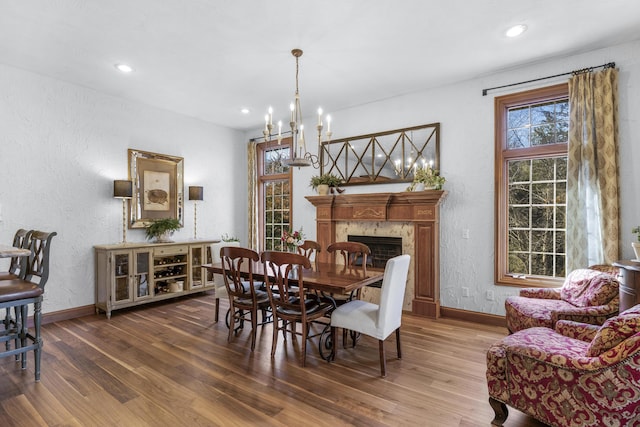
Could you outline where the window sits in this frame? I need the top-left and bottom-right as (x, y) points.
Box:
(495, 84), (568, 287)
(257, 139), (292, 251)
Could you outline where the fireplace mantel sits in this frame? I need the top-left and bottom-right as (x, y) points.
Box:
(306, 191), (447, 318)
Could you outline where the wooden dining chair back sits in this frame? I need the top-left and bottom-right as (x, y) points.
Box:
(329, 254), (410, 377)
(0, 229), (33, 281)
(0, 230), (56, 381)
(220, 246), (270, 351)
(326, 241), (372, 302)
(327, 241), (371, 271)
(297, 240), (321, 268)
(261, 251), (332, 367)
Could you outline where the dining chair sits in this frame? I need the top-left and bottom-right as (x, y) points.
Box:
(261, 251), (333, 367)
(220, 246), (271, 351)
(210, 240), (240, 323)
(0, 230), (56, 381)
(327, 241), (371, 272)
(329, 254), (410, 377)
(297, 240), (321, 269)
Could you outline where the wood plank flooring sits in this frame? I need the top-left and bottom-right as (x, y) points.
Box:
(0, 293), (547, 426)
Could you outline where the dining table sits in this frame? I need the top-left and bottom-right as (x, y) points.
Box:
(203, 259), (385, 360)
(203, 260), (384, 296)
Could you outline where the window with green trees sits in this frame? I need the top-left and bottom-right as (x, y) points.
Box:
(495, 84), (569, 287)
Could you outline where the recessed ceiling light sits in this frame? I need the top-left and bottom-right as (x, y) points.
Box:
(114, 63), (133, 73)
(240, 108), (250, 114)
(506, 24), (527, 38)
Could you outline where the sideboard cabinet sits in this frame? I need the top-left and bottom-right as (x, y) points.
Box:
(95, 239), (218, 318)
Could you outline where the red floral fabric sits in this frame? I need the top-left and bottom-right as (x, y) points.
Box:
(587, 305), (640, 357)
(555, 320), (600, 342)
(560, 268), (619, 307)
(487, 312), (640, 426)
(505, 268), (620, 333)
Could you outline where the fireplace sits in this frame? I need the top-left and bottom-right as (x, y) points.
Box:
(348, 235), (402, 269)
(306, 191), (447, 318)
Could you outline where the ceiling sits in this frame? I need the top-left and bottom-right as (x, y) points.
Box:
(2, 0), (640, 131)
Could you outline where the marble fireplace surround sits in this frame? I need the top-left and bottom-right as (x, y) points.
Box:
(306, 191), (447, 318)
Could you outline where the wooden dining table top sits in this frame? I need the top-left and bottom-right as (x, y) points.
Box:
(203, 261), (384, 295)
(0, 244), (31, 258)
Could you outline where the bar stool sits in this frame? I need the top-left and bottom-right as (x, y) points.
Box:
(0, 230), (56, 381)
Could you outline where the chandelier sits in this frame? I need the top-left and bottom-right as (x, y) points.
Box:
(263, 49), (332, 168)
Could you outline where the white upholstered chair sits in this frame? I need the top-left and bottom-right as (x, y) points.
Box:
(329, 254), (410, 377)
(210, 240), (240, 322)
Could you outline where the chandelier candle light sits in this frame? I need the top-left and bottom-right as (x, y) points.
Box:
(263, 49), (333, 168)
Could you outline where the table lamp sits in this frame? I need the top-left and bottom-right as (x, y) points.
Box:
(189, 186), (204, 239)
(113, 180), (133, 243)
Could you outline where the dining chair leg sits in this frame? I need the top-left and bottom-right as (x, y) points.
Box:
(378, 339), (386, 377)
(250, 308), (258, 351)
(395, 328), (402, 358)
(300, 321), (307, 367)
(271, 317), (279, 358)
(330, 326), (337, 362)
(214, 297), (220, 322)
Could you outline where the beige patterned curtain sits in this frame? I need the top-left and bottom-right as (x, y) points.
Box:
(247, 140), (258, 250)
(566, 67), (619, 271)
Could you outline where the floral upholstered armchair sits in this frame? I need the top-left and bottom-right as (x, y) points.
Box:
(505, 266), (620, 333)
(487, 304), (640, 426)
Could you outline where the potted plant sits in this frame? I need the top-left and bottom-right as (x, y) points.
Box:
(310, 173), (342, 195)
(145, 218), (181, 242)
(632, 226), (640, 260)
(408, 165), (446, 191)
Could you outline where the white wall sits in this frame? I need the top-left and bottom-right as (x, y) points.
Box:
(0, 64), (247, 314)
(262, 39), (640, 316)
(3, 39), (638, 318)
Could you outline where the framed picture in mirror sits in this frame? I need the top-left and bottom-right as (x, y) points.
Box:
(128, 149), (184, 228)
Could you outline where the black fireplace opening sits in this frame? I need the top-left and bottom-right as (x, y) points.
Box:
(347, 235), (403, 269)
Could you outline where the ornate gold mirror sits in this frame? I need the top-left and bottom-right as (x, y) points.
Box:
(320, 122), (440, 185)
(128, 149), (184, 228)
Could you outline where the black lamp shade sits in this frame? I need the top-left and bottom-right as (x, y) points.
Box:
(189, 186), (203, 201)
(113, 180), (133, 198)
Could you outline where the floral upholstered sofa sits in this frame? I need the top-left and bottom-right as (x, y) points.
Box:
(505, 266), (620, 333)
(486, 304), (640, 426)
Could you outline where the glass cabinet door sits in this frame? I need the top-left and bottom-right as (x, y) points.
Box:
(190, 246), (203, 288)
(134, 250), (151, 299)
(113, 252), (131, 303)
(204, 245), (214, 286)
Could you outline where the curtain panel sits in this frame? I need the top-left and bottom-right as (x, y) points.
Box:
(566, 67), (619, 270)
(247, 141), (258, 250)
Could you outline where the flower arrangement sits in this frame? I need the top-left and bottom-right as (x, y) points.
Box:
(221, 233), (240, 242)
(408, 164), (446, 191)
(281, 227), (304, 252)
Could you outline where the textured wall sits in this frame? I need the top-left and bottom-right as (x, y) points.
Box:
(2, 39), (639, 318)
(285, 39), (640, 316)
(0, 64), (246, 314)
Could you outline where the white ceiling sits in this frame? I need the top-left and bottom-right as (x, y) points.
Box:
(2, 0), (640, 130)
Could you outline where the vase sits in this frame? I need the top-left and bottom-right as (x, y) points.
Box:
(317, 184), (329, 195)
(155, 231), (174, 243)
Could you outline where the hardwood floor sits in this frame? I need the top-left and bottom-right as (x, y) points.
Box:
(0, 293), (547, 426)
